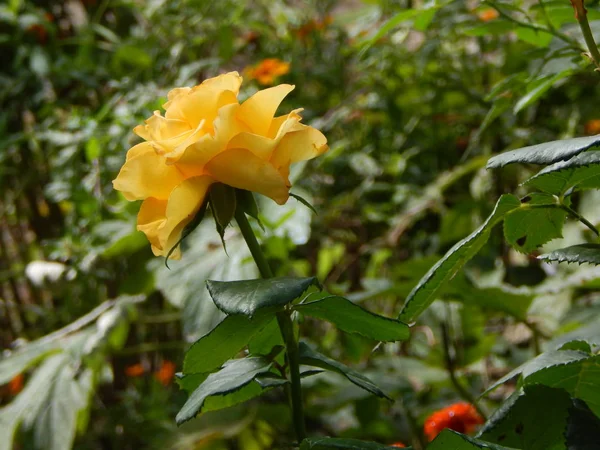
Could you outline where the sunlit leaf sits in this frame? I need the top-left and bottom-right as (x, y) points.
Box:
(487, 135), (600, 168)
(539, 244), (600, 265)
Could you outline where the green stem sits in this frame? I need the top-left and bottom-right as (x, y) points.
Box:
(485, 0), (582, 51)
(559, 203), (600, 237)
(235, 207), (274, 278)
(276, 311), (306, 441)
(572, 0), (600, 69)
(234, 207), (306, 442)
(440, 321), (488, 421)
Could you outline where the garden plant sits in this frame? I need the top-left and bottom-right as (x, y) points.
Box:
(2, 0), (600, 449)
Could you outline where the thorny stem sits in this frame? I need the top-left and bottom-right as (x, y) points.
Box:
(571, 0), (600, 70)
(234, 207), (307, 443)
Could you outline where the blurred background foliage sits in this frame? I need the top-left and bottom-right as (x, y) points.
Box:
(2, 0), (600, 448)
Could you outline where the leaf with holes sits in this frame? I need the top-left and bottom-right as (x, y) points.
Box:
(399, 194), (521, 323)
(206, 277), (320, 317)
(183, 312), (274, 374)
(503, 194), (566, 254)
(176, 357), (272, 424)
(539, 244), (600, 265)
(478, 385), (571, 450)
(298, 342), (391, 400)
(523, 151), (600, 195)
(294, 296), (409, 342)
(487, 134), (600, 168)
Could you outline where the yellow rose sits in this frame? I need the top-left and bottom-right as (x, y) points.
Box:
(113, 72), (328, 259)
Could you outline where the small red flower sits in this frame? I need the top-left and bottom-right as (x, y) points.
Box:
(154, 360), (176, 386)
(8, 374), (24, 395)
(125, 363), (145, 378)
(423, 402), (484, 441)
(390, 443), (406, 448)
(585, 119), (600, 135)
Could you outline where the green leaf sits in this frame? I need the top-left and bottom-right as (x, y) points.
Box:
(300, 437), (402, 449)
(515, 26), (553, 48)
(399, 194), (521, 323)
(176, 372), (209, 394)
(210, 183), (237, 230)
(298, 342), (391, 400)
(486, 135), (600, 169)
(523, 151), (600, 195)
(514, 70), (574, 113)
(183, 313), (274, 374)
(427, 429), (512, 450)
(176, 357), (272, 424)
(525, 354), (600, 417)
(483, 349), (590, 396)
(202, 381), (268, 414)
(254, 373), (289, 388)
(539, 244), (600, 265)
(290, 192), (318, 215)
(206, 277), (319, 317)
(0, 355), (63, 450)
(0, 340), (62, 385)
(33, 364), (92, 450)
(565, 399), (600, 448)
(236, 189), (261, 223)
(247, 318), (284, 356)
(479, 385), (571, 450)
(294, 296), (409, 342)
(503, 194), (567, 253)
(447, 276), (534, 321)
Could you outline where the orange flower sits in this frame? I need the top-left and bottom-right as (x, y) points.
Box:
(295, 16), (332, 40)
(477, 8), (499, 22)
(8, 374), (24, 395)
(585, 119), (600, 135)
(154, 360), (176, 386)
(423, 402), (484, 441)
(390, 443), (406, 448)
(245, 58), (291, 86)
(125, 363), (145, 377)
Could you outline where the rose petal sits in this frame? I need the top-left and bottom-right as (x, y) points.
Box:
(206, 148), (290, 204)
(270, 124), (328, 179)
(137, 197), (168, 254)
(160, 176), (214, 258)
(166, 86), (238, 130)
(226, 110), (304, 160)
(238, 84), (295, 136)
(267, 109), (304, 139)
(174, 103), (248, 170)
(113, 142), (186, 201)
(137, 176), (214, 259)
(200, 71), (243, 94)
